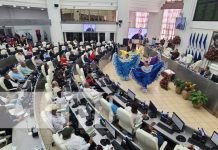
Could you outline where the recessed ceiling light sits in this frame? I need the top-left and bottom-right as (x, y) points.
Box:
(27, 5), (30, 8)
(13, 5), (16, 7)
(21, 6), (24, 9)
(0, 4), (3, 6)
(41, 8), (44, 10)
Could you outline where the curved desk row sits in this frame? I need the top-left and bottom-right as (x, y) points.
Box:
(93, 52), (218, 150)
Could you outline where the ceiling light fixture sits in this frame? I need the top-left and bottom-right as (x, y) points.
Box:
(21, 6), (24, 9)
(27, 5), (30, 8)
(41, 8), (44, 10)
(0, 4), (3, 7)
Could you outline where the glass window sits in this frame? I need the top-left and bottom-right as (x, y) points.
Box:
(66, 32), (82, 42)
(84, 33), (98, 42)
(129, 11), (149, 28)
(110, 33), (114, 41)
(61, 9), (116, 22)
(135, 12), (149, 28)
(160, 9), (181, 40)
(99, 33), (105, 42)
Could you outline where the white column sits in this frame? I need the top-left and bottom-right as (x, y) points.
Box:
(46, 0), (63, 43)
(82, 33), (84, 42)
(98, 32), (100, 42)
(116, 0), (130, 44)
(105, 32), (110, 42)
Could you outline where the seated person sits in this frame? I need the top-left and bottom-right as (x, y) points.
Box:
(176, 53), (186, 64)
(85, 73), (96, 87)
(83, 53), (91, 64)
(34, 56), (44, 67)
(125, 102), (144, 126)
(43, 51), (51, 61)
(199, 66), (211, 78)
(83, 82), (102, 102)
(3, 73), (19, 91)
(54, 91), (68, 108)
(83, 63), (93, 77)
(106, 94), (118, 115)
(170, 49), (180, 60)
(16, 50), (25, 63)
(20, 62), (33, 76)
(89, 49), (96, 62)
(51, 105), (71, 132)
(69, 52), (77, 62)
(60, 54), (68, 65)
(143, 123), (165, 147)
(52, 80), (62, 98)
(61, 127), (93, 150)
(53, 66), (67, 87)
(11, 67), (26, 82)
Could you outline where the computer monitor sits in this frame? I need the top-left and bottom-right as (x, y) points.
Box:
(86, 103), (94, 114)
(172, 112), (185, 131)
(211, 131), (218, 147)
(128, 89), (135, 101)
(148, 101), (157, 117)
(211, 74), (218, 83)
(105, 120), (116, 138)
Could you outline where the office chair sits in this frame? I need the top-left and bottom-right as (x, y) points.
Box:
(53, 47), (59, 55)
(31, 56), (37, 68)
(41, 65), (47, 77)
(57, 55), (61, 62)
(9, 47), (16, 55)
(65, 52), (70, 61)
(135, 129), (168, 150)
(209, 63), (218, 75)
(99, 98), (114, 122)
(117, 108), (141, 134)
(52, 133), (68, 150)
(42, 41), (47, 48)
(17, 65), (21, 73)
(184, 54), (193, 67)
(47, 61), (55, 71)
(8, 71), (15, 80)
(189, 60), (202, 72)
(0, 77), (9, 91)
(61, 46), (66, 51)
(48, 68), (54, 81)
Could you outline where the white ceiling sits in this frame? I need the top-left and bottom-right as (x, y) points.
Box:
(129, 0), (165, 12)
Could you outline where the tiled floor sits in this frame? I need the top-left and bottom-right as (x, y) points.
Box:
(103, 62), (218, 136)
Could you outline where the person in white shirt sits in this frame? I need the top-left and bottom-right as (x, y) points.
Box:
(125, 102), (146, 127)
(51, 107), (70, 132)
(20, 62), (33, 76)
(52, 80), (62, 98)
(16, 51), (25, 63)
(3, 73), (19, 91)
(83, 82), (102, 103)
(54, 91), (68, 108)
(61, 127), (93, 150)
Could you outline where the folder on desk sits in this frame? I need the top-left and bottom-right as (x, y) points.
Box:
(86, 127), (95, 136)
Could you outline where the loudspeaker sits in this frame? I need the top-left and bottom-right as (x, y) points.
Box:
(123, 38), (129, 46)
(54, 4), (59, 7)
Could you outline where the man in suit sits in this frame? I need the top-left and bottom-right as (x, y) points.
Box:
(3, 73), (19, 91)
(131, 28), (143, 40)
